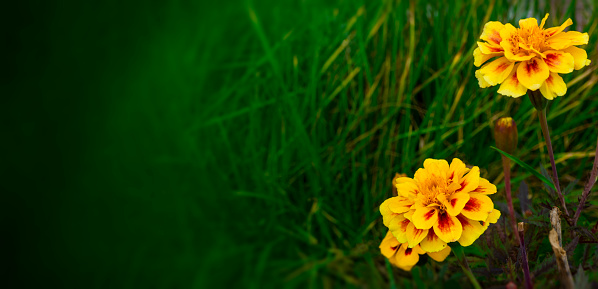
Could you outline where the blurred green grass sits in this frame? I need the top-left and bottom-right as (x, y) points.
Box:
(5, 0), (598, 288)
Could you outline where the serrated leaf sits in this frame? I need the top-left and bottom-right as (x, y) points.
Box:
(539, 164), (556, 196)
(491, 146), (557, 191)
(562, 179), (578, 196)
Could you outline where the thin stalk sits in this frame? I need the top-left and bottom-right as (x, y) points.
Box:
(537, 107), (569, 217)
(518, 223), (533, 289)
(573, 136), (598, 226)
(453, 247), (482, 289)
(501, 156), (520, 245)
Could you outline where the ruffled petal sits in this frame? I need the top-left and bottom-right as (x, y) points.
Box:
(539, 72), (567, 100)
(546, 31), (589, 50)
(388, 214), (410, 243)
(483, 209), (502, 229)
(456, 215), (486, 246)
(544, 18), (573, 37)
(497, 63), (528, 98)
(426, 246), (452, 262)
(543, 50), (574, 74)
(469, 177), (497, 195)
(563, 46), (591, 70)
(473, 47), (502, 67)
(475, 69), (492, 88)
(392, 243), (421, 271)
(380, 198), (398, 227)
(388, 196), (415, 214)
(423, 159), (450, 177)
(481, 21), (505, 46)
(460, 194), (494, 221)
(517, 57), (550, 90)
(419, 229), (448, 253)
(518, 17), (538, 30)
(433, 211), (463, 243)
(406, 222), (429, 248)
(455, 166), (480, 194)
(478, 57), (515, 86)
(448, 158), (469, 182)
(438, 192), (470, 216)
(478, 41), (504, 54)
(411, 205), (439, 230)
(395, 177), (418, 198)
(379, 231), (400, 259)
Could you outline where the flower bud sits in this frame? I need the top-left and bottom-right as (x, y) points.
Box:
(528, 89), (547, 110)
(494, 117), (518, 154)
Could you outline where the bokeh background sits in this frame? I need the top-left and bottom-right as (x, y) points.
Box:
(4, 0), (598, 288)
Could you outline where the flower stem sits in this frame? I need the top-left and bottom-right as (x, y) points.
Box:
(501, 156), (520, 245)
(518, 223), (533, 289)
(537, 107), (569, 217)
(453, 246), (482, 289)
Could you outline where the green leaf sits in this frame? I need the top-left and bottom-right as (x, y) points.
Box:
(490, 146), (556, 191)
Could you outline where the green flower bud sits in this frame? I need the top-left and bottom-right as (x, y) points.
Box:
(494, 117), (518, 154)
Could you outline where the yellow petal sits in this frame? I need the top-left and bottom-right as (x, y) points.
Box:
(379, 231), (400, 259)
(406, 222), (429, 248)
(395, 177), (418, 198)
(497, 63), (527, 98)
(393, 243), (421, 271)
(411, 206), (438, 230)
(483, 209), (502, 229)
(456, 215), (486, 246)
(426, 246), (452, 262)
(473, 47), (502, 67)
(388, 214), (410, 243)
(544, 18), (573, 37)
(433, 211), (463, 243)
(543, 50), (574, 74)
(539, 13), (549, 29)
(475, 69), (492, 88)
(423, 159), (449, 178)
(448, 158), (469, 182)
(477, 41), (504, 54)
(438, 192), (470, 216)
(413, 168), (430, 184)
(470, 177), (497, 195)
(546, 31), (589, 50)
(517, 57), (550, 90)
(481, 21), (505, 46)
(388, 196), (415, 214)
(380, 197), (398, 226)
(479, 57), (515, 86)
(461, 194), (494, 221)
(455, 166), (480, 194)
(518, 17), (538, 30)
(563, 46), (590, 70)
(419, 228), (448, 253)
(539, 72), (567, 100)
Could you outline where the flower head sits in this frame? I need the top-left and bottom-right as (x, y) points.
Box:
(379, 231), (451, 271)
(380, 159), (501, 254)
(474, 14), (591, 100)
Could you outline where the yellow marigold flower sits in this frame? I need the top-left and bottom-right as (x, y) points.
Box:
(474, 14), (591, 99)
(380, 159), (501, 253)
(379, 231), (451, 271)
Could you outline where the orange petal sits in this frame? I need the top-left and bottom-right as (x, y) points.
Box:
(544, 18), (573, 37)
(455, 166), (480, 194)
(406, 222), (429, 248)
(426, 246), (452, 262)
(438, 192), (470, 216)
(388, 214), (410, 243)
(546, 31), (589, 50)
(479, 57), (515, 86)
(481, 21), (505, 46)
(469, 177), (497, 195)
(543, 50), (574, 74)
(379, 231), (400, 259)
(456, 215), (486, 246)
(461, 194), (494, 221)
(517, 57), (550, 90)
(473, 47), (502, 67)
(419, 229), (448, 253)
(563, 46), (591, 70)
(393, 243), (421, 271)
(497, 63), (527, 98)
(411, 206), (438, 229)
(539, 72), (567, 100)
(433, 211), (463, 243)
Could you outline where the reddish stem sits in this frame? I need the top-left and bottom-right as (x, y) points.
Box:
(502, 156), (520, 245)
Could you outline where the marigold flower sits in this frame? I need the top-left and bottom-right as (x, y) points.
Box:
(380, 159), (501, 253)
(379, 231), (451, 271)
(474, 14), (591, 100)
